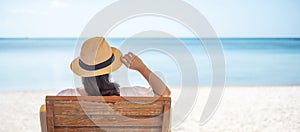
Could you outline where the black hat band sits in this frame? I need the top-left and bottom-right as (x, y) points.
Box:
(79, 54), (115, 71)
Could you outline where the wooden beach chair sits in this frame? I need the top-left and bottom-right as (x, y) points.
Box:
(42, 96), (171, 132)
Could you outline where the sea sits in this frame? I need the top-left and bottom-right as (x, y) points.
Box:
(0, 38), (300, 92)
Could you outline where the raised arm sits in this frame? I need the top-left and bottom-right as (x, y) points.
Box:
(121, 52), (171, 97)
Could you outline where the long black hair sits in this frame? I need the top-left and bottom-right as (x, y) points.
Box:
(82, 74), (120, 96)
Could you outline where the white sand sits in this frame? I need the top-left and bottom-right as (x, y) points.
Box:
(0, 86), (299, 132)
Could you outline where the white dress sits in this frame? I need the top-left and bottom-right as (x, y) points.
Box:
(57, 86), (154, 97)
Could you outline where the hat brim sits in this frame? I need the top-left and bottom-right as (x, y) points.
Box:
(70, 47), (123, 77)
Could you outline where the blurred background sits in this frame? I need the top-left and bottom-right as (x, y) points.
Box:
(1, 0), (300, 92)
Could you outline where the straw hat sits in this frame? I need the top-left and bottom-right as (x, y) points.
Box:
(70, 37), (122, 77)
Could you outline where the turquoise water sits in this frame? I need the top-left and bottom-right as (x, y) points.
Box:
(0, 38), (300, 91)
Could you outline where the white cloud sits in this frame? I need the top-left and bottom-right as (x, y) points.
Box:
(10, 9), (35, 14)
(50, 1), (68, 8)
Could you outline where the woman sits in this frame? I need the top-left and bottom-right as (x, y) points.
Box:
(57, 37), (170, 97)
(40, 37), (170, 132)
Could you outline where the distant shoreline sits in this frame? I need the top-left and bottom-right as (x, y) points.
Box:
(1, 85), (299, 93)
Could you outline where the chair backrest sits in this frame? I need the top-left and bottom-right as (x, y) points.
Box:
(46, 96), (171, 132)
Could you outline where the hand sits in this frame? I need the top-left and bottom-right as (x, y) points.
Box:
(121, 52), (147, 72)
(121, 52), (170, 97)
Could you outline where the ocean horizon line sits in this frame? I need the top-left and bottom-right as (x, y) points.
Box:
(0, 37), (300, 41)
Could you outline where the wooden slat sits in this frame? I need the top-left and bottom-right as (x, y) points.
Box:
(46, 96), (171, 102)
(53, 101), (164, 117)
(55, 115), (162, 127)
(55, 127), (161, 132)
(53, 100), (165, 107)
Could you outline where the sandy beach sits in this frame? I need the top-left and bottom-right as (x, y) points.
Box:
(0, 86), (299, 132)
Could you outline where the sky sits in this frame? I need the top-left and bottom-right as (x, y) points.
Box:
(0, 0), (299, 38)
